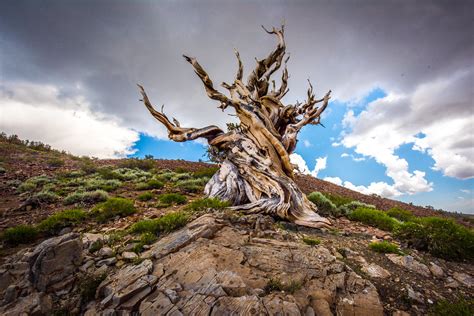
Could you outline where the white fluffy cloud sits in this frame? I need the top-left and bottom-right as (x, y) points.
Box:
(335, 69), (473, 197)
(290, 154), (327, 178)
(0, 82), (139, 158)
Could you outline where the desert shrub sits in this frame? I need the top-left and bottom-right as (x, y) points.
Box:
(32, 190), (60, 204)
(113, 168), (152, 181)
(2, 225), (38, 245)
(63, 190), (108, 205)
(338, 201), (376, 216)
(307, 192), (339, 217)
(184, 197), (230, 213)
(47, 157), (64, 167)
(429, 298), (473, 316)
(118, 158), (155, 171)
(17, 175), (53, 192)
(130, 211), (189, 235)
(131, 232), (158, 253)
(369, 241), (401, 254)
(302, 237), (321, 246)
(264, 278), (302, 294)
(395, 217), (474, 261)
(325, 193), (353, 207)
(79, 158), (97, 174)
(37, 209), (86, 234)
(92, 197), (136, 222)
(193, 166), (219, 178)
(386, 207), (414, 222)
(170, 173), (193, 182)
(174, 177), (208, 193)
(348, 207), (399, 232)
(158, 193), (187, 206)
(137, 192), (154, 201)
(136, 179), (164, 190)
(155, 171), (178, 182)
(97, 167), (123, 180)
(85, 178), (122, 192)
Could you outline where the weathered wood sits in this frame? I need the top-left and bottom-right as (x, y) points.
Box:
(139, 25), (331, 228)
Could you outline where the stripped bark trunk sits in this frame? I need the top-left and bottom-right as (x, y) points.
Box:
(138, 25), (332, 228)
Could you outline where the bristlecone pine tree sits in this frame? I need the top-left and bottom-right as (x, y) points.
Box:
(138, 25), (332, 228)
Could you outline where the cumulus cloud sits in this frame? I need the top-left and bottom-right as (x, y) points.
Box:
(0, 82), (139, 158)
(323, 176), (343, 186)
(290, 154), (327, 177)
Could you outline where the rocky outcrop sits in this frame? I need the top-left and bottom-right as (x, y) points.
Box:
(0, 233), (83, 315)
(83, 214), (384, 315)
(386, 254), (431, 277)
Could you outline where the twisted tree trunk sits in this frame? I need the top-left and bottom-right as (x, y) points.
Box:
(138, 25), (332, 228)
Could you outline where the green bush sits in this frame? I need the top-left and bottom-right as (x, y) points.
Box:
(369, 241), (401, 254)
(85, 178), (122, 192)
(37, 209), (86, 234)
(184, 197), (230, 213)
(324, 193), (353, 207)
(64, 190), (108, 205)
(136, 179), (164, 190)
(137, 192), (154, 201)
(132, 232), (158, 253)
(307, 192), (338, 216)
(2, 225), (38, 245)
(174, 178), (208, 193)
(158, 193), (187, 206)
(338, 201), (376, 216)
(97, 167), (124, 180)
(130, 211), (189, 235)
(348, 207), (399, 231)
(155, 171), (178, 182)
(386, 207), (414, 222)
(302, 237), (321, 246)
(79, 158), (97, 174)
(395, 217), (474, 261)
(118, 158), (155, 171)
(32, 190), (60, 204)
(92, 197), (136, 222)
(47, 157), (65, 168)
(429, 298), (473, 316)
(17, 175), (53, 193)
(193, 166), (219, 178)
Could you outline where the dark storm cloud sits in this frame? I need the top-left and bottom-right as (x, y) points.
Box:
(0, 0), (473, 136)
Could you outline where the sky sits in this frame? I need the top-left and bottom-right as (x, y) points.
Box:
(0, 0), (472, 213)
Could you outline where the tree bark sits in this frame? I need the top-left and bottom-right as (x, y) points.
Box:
(138, 25), (332, 228)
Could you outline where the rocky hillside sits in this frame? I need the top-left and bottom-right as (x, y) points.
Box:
(0, 136), (473, 315)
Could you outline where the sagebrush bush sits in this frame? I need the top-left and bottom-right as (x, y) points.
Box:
(85, 178), (122, 192)
(395, 217), (474, 261)
(324, 193), (353, 207)
(264, 278), (302, 294)
(369, 241), (401, 254)
(136, 179), (164, 190)
(137, 192), (154, 201)
(174, 178), (208, 193)
(158, 193), (187, 206)
(184, 197), (230, 213)
(193, 167), (219, 178)
(118, 158), (155, 171)
(386, 207), (414, 222)
(37, 209), (86, 234)
(154, 171), (178, 182)
(2, 225), (38, 245)
(307, 192), (338, 216)
(79, 158), (97, 174)
(348, 207), (399, 231)
(92, 197), (136, 222)
(47, 157), (64, 167)
(130, 211), (189, 235)
(64, 190), (108, 205)
(17, 175), (53, 192)
(32, 190), (60, 203)
(338, 201), (376, 216)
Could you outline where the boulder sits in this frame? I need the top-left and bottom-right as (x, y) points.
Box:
(361, 263), (391, 279)
(386, 254), (430, 277)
